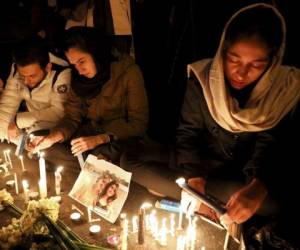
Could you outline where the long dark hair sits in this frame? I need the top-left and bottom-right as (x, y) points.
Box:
(62, 27), (112, 98)
(98, 180), (119, 204)
(62, 27), (112, 69)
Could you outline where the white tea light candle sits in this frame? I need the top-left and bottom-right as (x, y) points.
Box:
(89, 225), (101, 234)
(70, 212), (81, 221)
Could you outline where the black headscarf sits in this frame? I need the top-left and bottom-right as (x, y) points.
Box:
(62, 27), (112, 99)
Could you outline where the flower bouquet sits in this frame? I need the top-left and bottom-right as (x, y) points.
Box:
(0, 189), (110, 250)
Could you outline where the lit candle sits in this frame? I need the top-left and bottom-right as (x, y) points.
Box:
(139, 202), (152, 240)
(22, 180), (29, 203)
(170, 213), (176, 236)
(177, 205), (183, 230)
(87, 206), (92, 223)
(38, 152), (47, 198)
(132, 215), (138, 233)
(223, 231), (230, 250)
(54, 166), (63, 195)
(190, 223), (197, 250)
(176, 235), (186, 250)
(19, 155), (25, 171)
(185, 216), (192, 249)
(120, 213), (126, 220)
(145, 214), (150, 231)
(192, 216), (198, 227)
(14, 173), (19, 194)
(6, 150), (13, 169)
(138, 208), (145, 245)
(6, 179), (15, 187)
(153, 217), (159, 240)
(89, 224), (101, 234)
(159, 217), (168, 246)
(70, 212), (82, 222)
(39, 179), (47, 199)
(149, 209), (158, 238)
(28, 191), (39, 200)
(3, 150), (8, 163)
(72, 204), (84, 216)
(121, 218), (128, 250)
(1, 163), (9, 174)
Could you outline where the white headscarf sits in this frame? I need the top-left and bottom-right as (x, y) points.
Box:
(188, 3), (300, 132)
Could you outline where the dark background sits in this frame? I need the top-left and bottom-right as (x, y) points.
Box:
(0, 0), (299, 144)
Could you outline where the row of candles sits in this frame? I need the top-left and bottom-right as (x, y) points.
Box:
(2, 150), (105, 236)
(69, 202), (204, 249)
(1, 149), (25, 172)
(2, 150), (210, 249)
(3, 150), (106, 236)
(118, 203), (205, 250)
(2, 150), (63, 202)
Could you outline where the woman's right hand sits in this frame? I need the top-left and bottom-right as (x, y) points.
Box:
(27, 131), (63, 153)
(187, 177), (206, 193)
(180, 177), (206, 216)
(186, 177), (219, 222)
(70, 134), (110, 156)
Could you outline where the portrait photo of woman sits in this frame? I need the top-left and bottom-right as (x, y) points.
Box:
(95, 180), (119, 210)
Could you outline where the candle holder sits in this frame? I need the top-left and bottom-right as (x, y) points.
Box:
(6, 180), (15, 188)
(89, 225), (101, 234)
(29, 191), (39, 200)
(51, 196), (62, 203)
(107, 234), (120, 246)
(0, 163), (9, 175)
(70, 212), (82, 222)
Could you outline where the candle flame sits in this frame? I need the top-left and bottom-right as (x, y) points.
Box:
(22, 180), (29, 188)
(175, 177), (186, 185)
(141, 202), (152, 209)
(120, 213), (127, 219)
(56, 166), (64, 173)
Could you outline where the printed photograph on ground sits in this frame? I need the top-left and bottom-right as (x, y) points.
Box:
(69, 154), (132, 223)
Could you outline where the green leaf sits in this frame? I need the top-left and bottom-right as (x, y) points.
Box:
(74, 241), (112, 250)
(43, 214), (80, 250)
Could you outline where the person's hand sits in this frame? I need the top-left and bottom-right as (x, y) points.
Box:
(8, 121), (21, 142)
(188, 177), (206, 193)
(70, 134), (109, 156)
(27, 131), (63, 153)
(187, 177), (219, 221)
(222, 179), (267, 224)
(180, 177), (206, 217)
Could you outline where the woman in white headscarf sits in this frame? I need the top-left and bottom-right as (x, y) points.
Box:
(177, 3), (300, 230)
